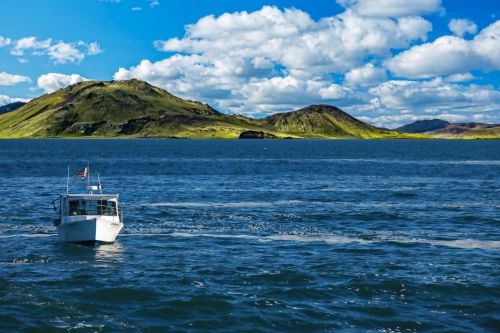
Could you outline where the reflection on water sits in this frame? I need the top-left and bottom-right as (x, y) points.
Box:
(94, 242), (125, 261)
(54, 241), (125, 262)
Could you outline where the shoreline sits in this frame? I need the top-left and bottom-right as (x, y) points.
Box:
(0, 136), (498, 140)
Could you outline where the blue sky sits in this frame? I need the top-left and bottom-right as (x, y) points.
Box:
(0, 0), (499, 127)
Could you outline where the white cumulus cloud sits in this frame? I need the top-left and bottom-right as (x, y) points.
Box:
(155, 7), (431, 77)
(445, 72), (476, 82)
(0, 72), (31, 86)
(344, 64), (387, 86)
(48, 42), (85, 64)
(241, 76), (355, 105)
(449, 18), (478, 37)
(11, 37), (52, 56)
(386, 20), (500, 78)
(368, 78), (500, 112)
(5, 36), (102, 64)
(37, 73), (88, 93)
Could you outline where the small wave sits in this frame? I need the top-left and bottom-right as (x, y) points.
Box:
(143, 200), (303, 208)
(0, 233), (56, 239)
(171, 232), (259, 240)
(268, 235), (500, 250)
(11, 256), (52, 264)
(391, 191), (418, 198)
(265, 234), (373, 244)
(392, 238), (500, 250)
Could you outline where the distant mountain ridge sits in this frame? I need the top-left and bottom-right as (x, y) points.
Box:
(396, 119), (449, 133)
(0, 102), (26, 115)
(396, 119), (499, 139)
(0, 79), (414, 139)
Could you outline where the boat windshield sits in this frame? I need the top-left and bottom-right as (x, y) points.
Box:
(67, 199), (117, 216)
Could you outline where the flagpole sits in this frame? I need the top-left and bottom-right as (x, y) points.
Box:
(87, 161), (90, 195)
(97, 172), (102, 194)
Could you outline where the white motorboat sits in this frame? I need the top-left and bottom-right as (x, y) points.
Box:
(53, 164), (123, 244)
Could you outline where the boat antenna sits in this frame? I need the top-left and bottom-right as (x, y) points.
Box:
(66, 165), (70, 194)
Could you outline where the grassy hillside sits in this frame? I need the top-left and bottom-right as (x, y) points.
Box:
(262, 105), (411, 138)
(0, 79), (419, 139)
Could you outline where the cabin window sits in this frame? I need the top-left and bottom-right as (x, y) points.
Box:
(68, 200), (80, 215)
(67, 199), (117, 216)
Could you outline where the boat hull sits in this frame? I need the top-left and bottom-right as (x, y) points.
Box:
(57, 218), (123, 243)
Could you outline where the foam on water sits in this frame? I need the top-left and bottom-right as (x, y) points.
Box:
(396, 238), (500, 250)
(0, 233), (56, 239)
(122, 232), (500, 250)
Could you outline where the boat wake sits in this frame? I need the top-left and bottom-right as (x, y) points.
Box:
(121, 232), (500, 250)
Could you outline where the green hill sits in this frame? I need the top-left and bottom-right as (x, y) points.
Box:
(0, 79), (416, 139)
(263, 105), (406, 138)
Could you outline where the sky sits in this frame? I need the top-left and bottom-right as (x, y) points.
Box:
(0, 0), (499, 127)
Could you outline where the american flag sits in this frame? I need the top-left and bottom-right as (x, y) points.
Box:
(75, 167), (88, 179)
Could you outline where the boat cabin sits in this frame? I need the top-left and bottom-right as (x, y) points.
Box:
(58, 194), (120, 218)
(54, 194), (119, 225)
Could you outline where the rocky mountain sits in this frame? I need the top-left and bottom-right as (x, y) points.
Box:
(396, 119), (499, 139)
(427, 123), (500, 138)
(0, 101), (26, 115)
(0, 79), (415, 139)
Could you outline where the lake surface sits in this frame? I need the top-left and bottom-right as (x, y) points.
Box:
(0, 139), (498, 332)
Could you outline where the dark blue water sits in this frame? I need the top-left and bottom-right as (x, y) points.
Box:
(0, 139), (499, 332)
